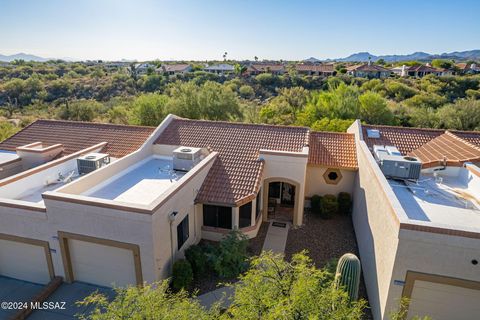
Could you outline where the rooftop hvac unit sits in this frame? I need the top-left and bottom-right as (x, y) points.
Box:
(374, 145), (422, 180)
(77, 153), (110, 175)
(172, 147), (202, 172)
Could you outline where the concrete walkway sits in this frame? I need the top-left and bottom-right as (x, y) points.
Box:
(261, 220), (290, 254)
(197, 285), (234, 309)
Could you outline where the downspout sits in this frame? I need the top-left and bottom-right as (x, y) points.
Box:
(168, 212), (178, 274)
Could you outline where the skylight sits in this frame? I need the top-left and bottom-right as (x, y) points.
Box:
(366, 129), (380, 138)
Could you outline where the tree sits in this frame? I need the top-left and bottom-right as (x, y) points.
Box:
(435, 99), (480, 131)
(77, 281), (219, 320)
(310, 118), (354, 132)
(431, 59), (454, 70)
(359, 91), (394, 125)
(133, 93), (169, 126)
(223, 51), (228, 61)
(57, 99), (101, 122)
(226, 251), (366, 319)
(233, 63), (247, 76)
(0, 121), (20, 141)
(254, 56), (258, 62)
(259, 87), (309, 125)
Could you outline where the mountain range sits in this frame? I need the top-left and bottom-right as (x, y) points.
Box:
(330, 50), (480, 62)
(1, 49), (480, 63)
(0, 53), (50, 62)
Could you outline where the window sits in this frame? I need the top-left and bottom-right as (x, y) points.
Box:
(239, 201), (252, 228)
(203, 205), (232, 229)
(177, 215), (189, 250)
(323, 168), (343, 185)
(269, 182), (281, 198)
(255, 190), (261, 220)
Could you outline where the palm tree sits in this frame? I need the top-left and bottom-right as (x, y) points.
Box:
(234, 63), (247, 76)
(254, 56), (258, 62)
(223, 52), (228, 61)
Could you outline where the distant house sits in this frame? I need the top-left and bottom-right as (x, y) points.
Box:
(456, 62), (480, 74)
(135, 63), (157, 75)
(346, 62), (391, 78)
(246, 64), (285, 76)
(203, 63), (234, 75)
(157, 64), (192, 75)
(405, 64), (445, 77)
(294, 64), (335, 77)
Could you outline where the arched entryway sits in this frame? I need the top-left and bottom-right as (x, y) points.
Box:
(262, 178), (301, 225)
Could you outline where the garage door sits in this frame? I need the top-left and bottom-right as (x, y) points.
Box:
(68, 239), (137, 288)
(408, 280), (480, 320)
(0, 238), (51, 284)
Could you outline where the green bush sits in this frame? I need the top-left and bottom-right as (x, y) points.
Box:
(184, 244), (208, 278)
(310, 195), (323, 215)
(172, 259), (193, 291)
(211, 230), (248, 278)
(320, 194), (338, 219)
(337, 192), (353, 215)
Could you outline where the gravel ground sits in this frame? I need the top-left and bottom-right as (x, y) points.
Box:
(285, 211), (373, 319)
(192, 222), (269, 295)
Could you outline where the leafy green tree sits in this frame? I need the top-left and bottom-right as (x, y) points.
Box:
(259, 87), (309, 125)
(226, 251), (366, 319)
(210, 230), (248, 278)
(166, 81), (242, 121)
(408, 107), (438, 128)
(47, 79), (73, 102)
(238, 85), (255, 99)
(404, 93), (446, 109)
(435, 99), (480, 130)
(359, 91), (394, 125)
(138, 74), (164, 92)
(0, 121), (20, 141)
(133, 93), (169, 126)
(384, 80), (417, 101)
(234, 64), (247, 76)
(57, 99), (101, 122)
(431, 59), (453, 70)
(77, 281), (218, 320)
(310, 118), (354, 132)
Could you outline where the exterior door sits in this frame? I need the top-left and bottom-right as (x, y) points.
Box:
(408, 280), (480, 320)
(0, 238), (51, 284)
(281, 183), (295, 206)
(68, 239), (137, 287)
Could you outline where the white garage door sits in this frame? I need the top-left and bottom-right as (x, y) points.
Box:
(69, 239), (137, 288)
(0, 238), (51, 284)
(408, 280), (480, 320)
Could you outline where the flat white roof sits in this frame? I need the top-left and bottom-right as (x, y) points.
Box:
(0, 150), (19, 164)
(390, 170), (480, 231)
(84, 156), (185, 205)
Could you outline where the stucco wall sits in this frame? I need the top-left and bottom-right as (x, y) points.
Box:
(304, 165), (355, 198)
(150, 154), (216, 280)
(348, 121), (405, 319)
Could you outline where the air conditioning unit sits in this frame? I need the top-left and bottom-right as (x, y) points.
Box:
(374, 145), (422, 180)
(172, 147), (202, 172)
(77, 153), (110, 175)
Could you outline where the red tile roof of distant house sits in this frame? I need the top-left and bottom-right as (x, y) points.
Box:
(408, 131), (480, 167)
(346, 64), (391, 72)
(247, 64), (285, 72)
(309, 131), (357, 169)
(407, 65), (442, 73)
(161, 64), (191, 72)
(155, 118), (309, 205)
(295, 64), (335, 73)
(0, 120), (155, 158)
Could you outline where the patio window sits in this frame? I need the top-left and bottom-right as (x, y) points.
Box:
(239, 201), (252, 228)
(203, 205), (232, 229)
(177, 215), (189, 250)
(269, 182), (281, 198)
(255, 190), (261, 220)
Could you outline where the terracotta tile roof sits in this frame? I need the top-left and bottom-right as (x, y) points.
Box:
(155, 118), (309, 205)
(407, 65), (442, 73)
(362, 124), (480, 165)
(0, 119), (154, 158)
(247, 64), (285, 72)
(295, 64), (335, 73)
(346, 64), (390, 72)
(408, 132), (480, 167)
(362, 124), (445, 155)
(308, 131), (357, 169)
(161, 64), (191, 72)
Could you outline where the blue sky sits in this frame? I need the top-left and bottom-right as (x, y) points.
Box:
(1, 0), (479, 61)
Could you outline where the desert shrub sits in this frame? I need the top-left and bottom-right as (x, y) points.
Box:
(320, 194), (338, 219)
(337, 192), (353, 215)
(211, 230), (248, 278)
(184, 244), (208, 278)
(172, 259), (193, 291)
(310, 195), (323, 215)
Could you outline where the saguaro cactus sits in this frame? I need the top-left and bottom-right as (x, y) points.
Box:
(335, 253), (361, 302)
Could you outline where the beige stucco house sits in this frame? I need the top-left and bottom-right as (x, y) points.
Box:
(0, 115), (479, 320)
